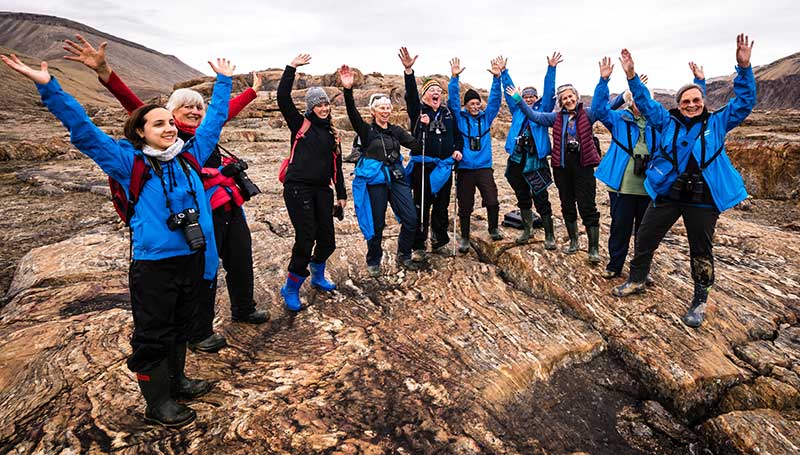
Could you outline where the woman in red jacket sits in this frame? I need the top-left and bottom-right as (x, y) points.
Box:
(63, 35), (268, 354)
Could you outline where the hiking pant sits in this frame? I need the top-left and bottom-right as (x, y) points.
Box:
(606, 192), (650, 274)
(456, 167), (499, 219)
(552, 151), (600, 227)
(505, 157), (553, 218)
(128, 252), (204, 373)
(366, 178), (417, 266)
(190, 204), (255, 342)
(411, 163), (452, 250)
(628, 200), (718, 286)
(284, 183), (337, 276)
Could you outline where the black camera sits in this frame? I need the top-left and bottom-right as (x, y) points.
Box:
(390, 167), (405, 180)
(166, 208), (206, 251)
(669, 173), (705, 203)
(469, 136), (481, 151)
(632, 154), (650, 176)
(566, 139), (580, 154)
(222, 159), (261, 201)
(332, 204), (344, 221)
(514, 135), (533, 154)
(384, 148), (401, 165)
(428, 119), (447, 135)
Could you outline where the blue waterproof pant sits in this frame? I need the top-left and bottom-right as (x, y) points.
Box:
(366, 178), (417, 266)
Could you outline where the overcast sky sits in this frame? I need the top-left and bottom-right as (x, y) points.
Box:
(2, 0), (798, 95)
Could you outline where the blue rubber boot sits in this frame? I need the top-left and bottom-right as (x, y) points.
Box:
(280, 272), (305, 311)
(309, 262), (336, 291)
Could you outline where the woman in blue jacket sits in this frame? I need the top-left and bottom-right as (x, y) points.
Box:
(593, 60), (707, 280)
(612, 34), (756, 328)
(448, 56), (504, 253)
(2, 53), (234, 426)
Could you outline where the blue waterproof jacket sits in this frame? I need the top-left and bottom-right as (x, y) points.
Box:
(37, 75), (231, 280)
(404, 155), (456, 195)
(628, 67), (756, 212)
(501, 67), (556, 162)
(448, 75), (502, 170)
(352, 157), (401, 241)
(593, 77), (708, 191)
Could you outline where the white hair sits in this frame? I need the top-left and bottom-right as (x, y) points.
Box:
(556, 84), (579, 108)
(622, 88), (651, 111)
(166, 88), (205, 112)
(368, 93), (392, 111)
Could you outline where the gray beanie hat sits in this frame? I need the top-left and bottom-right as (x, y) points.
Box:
(305, 87), (330, 113)
(675, 83), (703, 104)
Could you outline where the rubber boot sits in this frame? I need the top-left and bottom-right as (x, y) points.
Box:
(309, 261), (336, 291)
(612, 279), (646, 297)
(586, 226), (601, 264)
(564, 221), (579, 254)
(487, 205), (503, 241)
(280, 272), (306, 312)
(515, 209), (533, 245)
(137, 359), (196, 427)
(170, 343), (213, 400)
(682, 283), (709, 328)
(458, 216), (471, 253)
(542, 215), (556, 250)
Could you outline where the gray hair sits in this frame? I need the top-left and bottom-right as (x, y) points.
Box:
(166, 88), (205, 113)
(555, 84), (579, 108)
(675, 83), (704, 104)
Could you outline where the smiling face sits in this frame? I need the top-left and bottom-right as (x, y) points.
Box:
(422, 85), (443, 110)
(138, 107), (178, 150)
(371, 102), (393, 125)
(559, 89), (578, 111)
(172, 102), (205, 128)
(678, 88), (705, 118)
(523, 94), (538, 106)
(466, 99), (481, 116)
(313, 102), (331, 119)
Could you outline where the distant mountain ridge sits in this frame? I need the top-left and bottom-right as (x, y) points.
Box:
(0, 11), (203, 104)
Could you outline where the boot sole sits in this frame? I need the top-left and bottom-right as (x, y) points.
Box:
(311, 284), (337, 292)
(176, 382), (214, 400)
(144, 411), (196, 428)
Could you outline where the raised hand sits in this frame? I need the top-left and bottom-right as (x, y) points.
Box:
(488, 56), (503, 77)
(251, 71), (262, 92)
(290, 53), (311, 68)
(736, 33), (754, 68)
(639, 74), (649, 85)
(496, 55), (508, 72)
(619, 49), (635, 80)
(63, 34), (111, 80)
(398, 47), (418, 74)
(1, 54), (51, 84)
(208, 58), (235, 77)
(598, 56), (614, 79)
(688, 61), (704, 80)
(450, 57), (465, 77)
(548, 51), (564, 67)
(505, 85), (521, 98)
(339, 64), (354, 89)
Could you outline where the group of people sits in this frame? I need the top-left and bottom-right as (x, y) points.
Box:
(1, 33), (755, 427)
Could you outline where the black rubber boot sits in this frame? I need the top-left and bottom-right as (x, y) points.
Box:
(542, 215), (556, 250)
(458, 216), (471, 253)
(232, 309), (269, 324)
(515, 209), (533, 244)
(586, 225), (601, 264)
(564, 221), (579, 254)
(188, 333), (227, 353)
(170, 343), (213, 400)
(138, 359), (196, 427)
(487, 206), (503, 241)
(682, 283), (710, 328)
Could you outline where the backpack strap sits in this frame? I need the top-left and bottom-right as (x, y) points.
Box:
(178, 151), (202, 175)
(128, 154), (151, 206)
(288, 118), (312, 164)
(611, 121), (634, 156)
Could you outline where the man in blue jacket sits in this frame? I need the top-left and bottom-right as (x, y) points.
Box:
(612, 34), (756, 328)
(448, 56), (504, 253)
(500, 52), (561, 246)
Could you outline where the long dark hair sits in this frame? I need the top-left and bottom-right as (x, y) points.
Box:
(124, 104), (163, 150)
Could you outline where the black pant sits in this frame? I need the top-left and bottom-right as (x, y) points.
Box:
(191, 204), (255, 342)
(456, 168), (499, 218)
(629, 200), (718, 286)
(284, 183), (336, 276)
(552, 152), (599, 227)
(366, 178), (417, 266)
(505, 157), (552, 217)
(411, 163), (452, 250)
(607, 192), (650, 274)
(128, 252), (204, 373)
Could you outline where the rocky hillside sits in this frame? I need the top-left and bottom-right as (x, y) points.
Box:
(0, 12), (202, 104)
(705, 52), (800, 110)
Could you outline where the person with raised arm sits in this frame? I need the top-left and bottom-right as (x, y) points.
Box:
(448, 56), (504, 253)
(611, 35), (756, 328)
(63, 35), (267, 354)
(398, 47), (463, 261)
(340, 64), (422, 276)
(500, 52), (561, 246)
(2, 53), (234, 427)
(277, 53), (346, 310)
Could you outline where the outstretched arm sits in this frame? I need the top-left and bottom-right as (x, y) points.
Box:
(192, 59), (234, 165)
(688, 61), (707, 95)
(447, 57), (464, 114)
(485, 63), (503, 123)
(505, 85), (556, 126)
(340, 64), (369, 142)
(400, 47), (422, 126)
(718, 34), (756, 132)
(620, 48), (670, 130)
(540, 51), (561, 112)
(591, 57), (615, 124)
(277, 54), (310, 130)
(500, 61), (518, 114)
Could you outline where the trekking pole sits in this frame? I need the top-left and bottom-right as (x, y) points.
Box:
(419, 129), (426, 234)
(452, 162), (458, 256)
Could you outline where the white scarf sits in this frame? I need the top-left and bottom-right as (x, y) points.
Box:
(142, 138), (185, 162)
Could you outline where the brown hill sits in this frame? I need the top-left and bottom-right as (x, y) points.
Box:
(0, 12), (203, 104)
(705, 52), (800, 110)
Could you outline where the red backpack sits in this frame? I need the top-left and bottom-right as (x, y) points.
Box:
(109, 152), (202, 225)
(279, 119), (341, 184)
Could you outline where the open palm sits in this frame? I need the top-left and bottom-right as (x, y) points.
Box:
(1, 54), (51, 84)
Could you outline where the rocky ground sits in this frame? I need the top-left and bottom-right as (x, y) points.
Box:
(0, 80), (799, 454)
